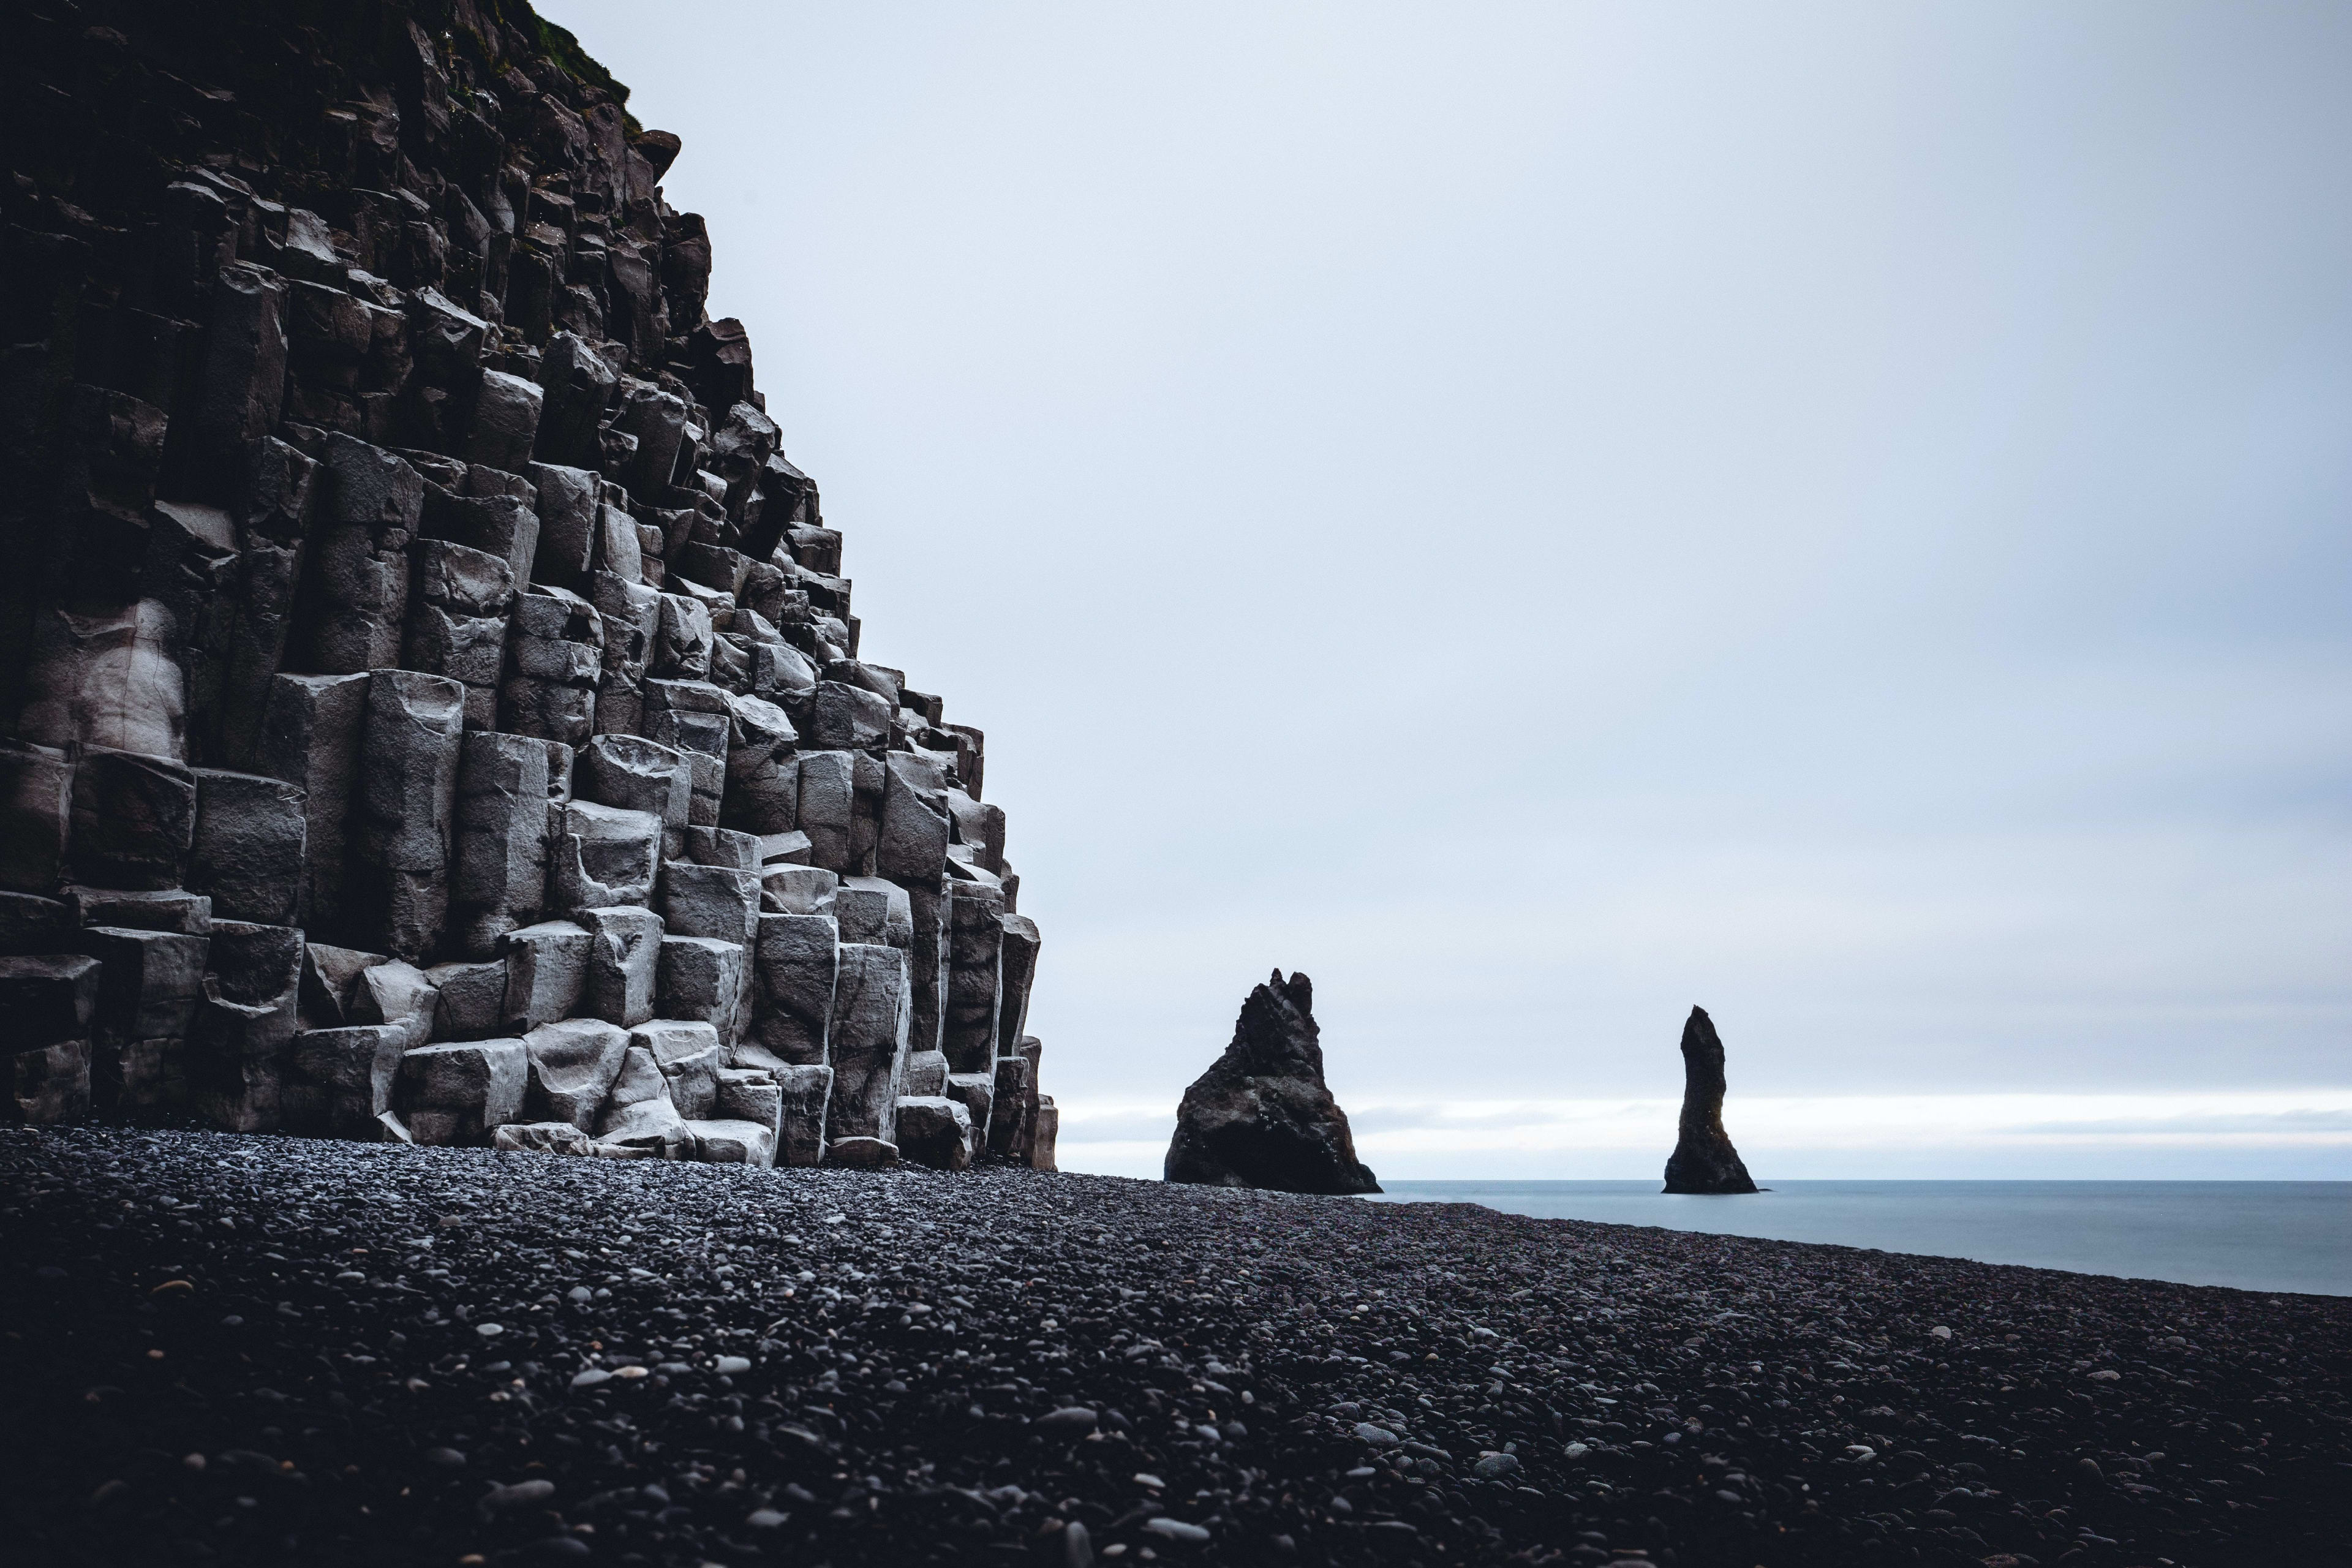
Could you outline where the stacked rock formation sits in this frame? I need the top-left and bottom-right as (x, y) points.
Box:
(1165, 969), (1378, 1194)
(1662, 1004), (1758, 1194)
(0, 0), (1054, 1172)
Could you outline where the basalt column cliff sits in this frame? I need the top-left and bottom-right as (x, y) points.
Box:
(0, 0), (1052, 1172)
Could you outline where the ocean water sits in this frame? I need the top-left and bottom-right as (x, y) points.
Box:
(1362, 1180), (2352, 1297)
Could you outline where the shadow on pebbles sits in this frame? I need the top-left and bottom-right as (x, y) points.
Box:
(2, 1128), (2346, 1567)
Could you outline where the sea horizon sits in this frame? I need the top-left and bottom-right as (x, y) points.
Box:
(1362, 1177), (2352, 1298)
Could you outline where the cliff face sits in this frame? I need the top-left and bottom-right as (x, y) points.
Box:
(0, 0), (1050, 1170)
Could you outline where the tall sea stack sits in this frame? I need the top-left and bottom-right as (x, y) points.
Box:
(1166, 969), (1379, 1194)
(1662, 1005), (1758, 1194)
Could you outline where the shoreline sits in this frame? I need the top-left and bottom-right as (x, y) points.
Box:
(5, 1127), (2347, 1567)
(1357, 1179), (2352, 1299)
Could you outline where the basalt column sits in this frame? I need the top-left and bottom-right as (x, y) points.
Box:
(0, 0), (1048, 1169)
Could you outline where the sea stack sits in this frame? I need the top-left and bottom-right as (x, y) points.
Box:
(1165, 969), (1379, 1194)
(1663, 1005), (1760, 1194)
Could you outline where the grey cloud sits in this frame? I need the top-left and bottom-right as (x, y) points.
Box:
(2008, 1110), (2352, 1137)
(541, 0), (2352, 1172)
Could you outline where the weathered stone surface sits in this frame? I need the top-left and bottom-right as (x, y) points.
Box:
(493, 1120), (595, 1156)
(65, 887), (212, 934)
(548, 801), (662, 913)
(769, 1063), (833, 1167)
(658, 862), (760, 948)
(943, 882), (1005, 1074)
(824, 1134), (897, 1169)
(209, 442), (316, 771)
(399, 1037), (526, 1145)
(499, 586), (603, 744)
(75, 925), (207, 1112)
(635, 1017), (723, 1118)
(757, 829), (815, 867)
(187, 919), (303, 1131)
(533, 333), (617, 472)
(582, 904), (663, 1027)
(427, 467), (540, 593)
(826, 942), (908, 1147)
(644, 679), (728, 827)
(997, 912), (1041, 1063)
(944, 786), (1007, 876)
(6, 1039), (92, 1125)
(617, 385), (688, 501)
(760, 863), (837, 916)
(500, 920), (590, 1031)
(0, 893), (70, 957)
(878, 751), (950, 884)
(1662, 1005), (1760, 1195)
(589, 573), (660, 735)
(904, 1047), (949, 1098)
(450, 731), (550, 954)
(575, 733), (690, 858)
(349, 669), (465, 961)
(69, 748), (196, 891)
(747, 911), (837, 1069)
(685, 825), (761, 870)
(401, 538), (514, 730)
(0, 740), (73, 894)
(987, 1049), (1035, 1165)
(649, 592), (713, 681)
(688, 1117), (775, 1166)
(1031, 1094), (1060, 1172)
(794, 750), (855, 873)
(521, 1017), (629, 1129)
(895, 1095), (973, 1171)
(282, 1023), (408, 1139)
(0, 954), (104, 1046)
(945, 1071), (996, 1150)
(425, 959), (507, 1041)
(303, 435), (422, 674)
(905, 880), (949, 1060)
(466, 369), (543, 474)
(596, 1042), (688, 1153)
(656, 935), (745, 1046)
(183, 262), (289, 497)
(297, 943), (383, 1032)
(189, 769), (305, 925)
(1165, 970), (1379, 1195)
(810, 680), (892, 752)
(255, 673), (369, 933)
(349, 958), (439, 1049)
(529, 462), (600, 589)
(719, 692), (797, 836)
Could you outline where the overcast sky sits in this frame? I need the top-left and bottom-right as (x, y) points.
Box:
(538, 1), (2352, 1178)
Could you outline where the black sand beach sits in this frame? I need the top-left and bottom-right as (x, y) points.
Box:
(4, 1128), (2345, 1567)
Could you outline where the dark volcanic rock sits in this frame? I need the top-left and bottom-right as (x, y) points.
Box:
(1664, 1004), (1759, 1194)
(1166, 968), (1379, 1194)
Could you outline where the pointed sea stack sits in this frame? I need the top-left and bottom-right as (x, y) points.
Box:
(1663, 1005), (1759, 1194)
(1165, 970), (1379, 1194)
